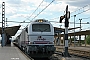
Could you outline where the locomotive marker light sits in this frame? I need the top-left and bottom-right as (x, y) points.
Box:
(59, 5), (70, 57)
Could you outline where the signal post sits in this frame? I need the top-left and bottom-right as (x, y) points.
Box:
(60, 5), (70, 57)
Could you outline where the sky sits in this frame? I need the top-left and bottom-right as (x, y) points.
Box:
(0, 0), (90, 39)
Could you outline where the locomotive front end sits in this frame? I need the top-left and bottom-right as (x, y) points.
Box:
(28, 19), (56, 58)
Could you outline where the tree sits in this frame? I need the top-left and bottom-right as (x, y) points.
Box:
(86, 35), (90, 45)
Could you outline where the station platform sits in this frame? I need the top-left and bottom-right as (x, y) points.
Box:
(0, 43), (31, 60)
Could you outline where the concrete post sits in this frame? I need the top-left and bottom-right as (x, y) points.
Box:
(85, 35), (86, 47)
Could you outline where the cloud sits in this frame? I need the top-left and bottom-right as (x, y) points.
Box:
(66, 0), (90, 7)
(0, 0), (89, 26)
(8, 14), (30, 20)
(56, 0), (90, 7)
(0, 0), (77, 20)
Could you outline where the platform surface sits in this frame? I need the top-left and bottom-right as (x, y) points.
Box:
(0, 43), (30, 60)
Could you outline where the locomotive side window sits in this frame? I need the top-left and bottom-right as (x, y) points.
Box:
(32, 24), (51, 32)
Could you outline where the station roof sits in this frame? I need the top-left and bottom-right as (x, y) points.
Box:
(0, 25), (21, 36)
(54, 27), (80, 32)
(54, 27), (90, 36)
(0, 26), (89, 37)
(60, 30), (90, 37)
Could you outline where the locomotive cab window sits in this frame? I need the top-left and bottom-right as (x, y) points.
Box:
(32, 24), (51, 32)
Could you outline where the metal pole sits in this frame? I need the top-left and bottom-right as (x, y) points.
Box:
(74, 15), (76, 47)
(79, 19), (82, 46)
(63, 5), (70, 57)
(2, 2), (5, 47)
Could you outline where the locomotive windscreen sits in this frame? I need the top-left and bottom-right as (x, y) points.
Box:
(32, 24), (51, 32)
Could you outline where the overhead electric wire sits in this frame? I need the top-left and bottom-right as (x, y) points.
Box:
(47, 4), (90, 21)
(27, 0), (44, 20)
(73, 8), (90, 22)
(24, 0), (55, 29)
(70, 4), (90, 14)
(18, 0), (44, 26)
(71, 4), (90, 17)
(6, 21), (30, 23)
(81, 16), (90, 19)
(23, 0), (55, 29)
(49, 3), (90, 21)
(31, 0), (55, 21)
(75, 16), (90, 23)
(5, 0), (44, 26)
(72, 8), (90, 17)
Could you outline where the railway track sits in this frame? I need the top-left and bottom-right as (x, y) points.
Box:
(14, 43), (90, 60)
(56, 47), (90, 60)
(14, 43), (59, 60)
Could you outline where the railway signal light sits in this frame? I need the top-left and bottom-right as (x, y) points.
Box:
(59, 11), (70, 23)
(59, 15), (65, 23)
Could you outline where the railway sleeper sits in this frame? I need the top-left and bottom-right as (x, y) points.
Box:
(69, 51), (90, 58)
(79, 51), (90, 57)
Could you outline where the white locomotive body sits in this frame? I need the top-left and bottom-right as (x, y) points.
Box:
(17, 19), (56, 58)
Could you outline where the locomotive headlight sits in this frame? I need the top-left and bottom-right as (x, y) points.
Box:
(38, 20), (43, 22)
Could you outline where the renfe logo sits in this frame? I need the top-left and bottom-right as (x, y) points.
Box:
(37, 36), (46, 41)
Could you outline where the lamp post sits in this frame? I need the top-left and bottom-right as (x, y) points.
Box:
(79, 19), (82, 46)
(74, 15), (76, 47)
